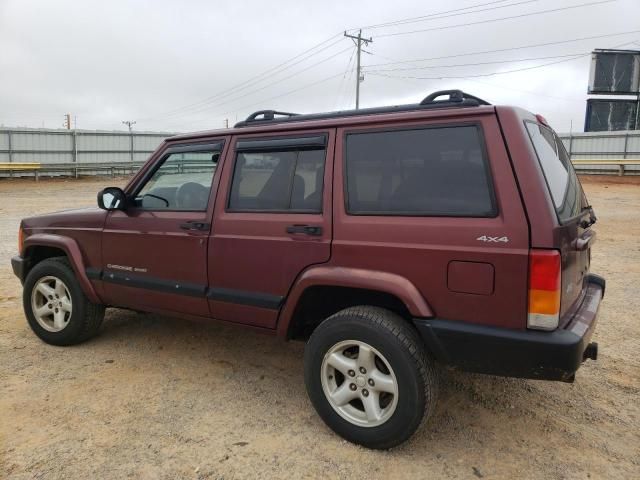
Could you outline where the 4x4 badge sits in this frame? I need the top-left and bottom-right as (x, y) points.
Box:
(476, 235), (509, 243)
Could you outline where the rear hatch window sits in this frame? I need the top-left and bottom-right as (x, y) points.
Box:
(525, 122), (584, 222)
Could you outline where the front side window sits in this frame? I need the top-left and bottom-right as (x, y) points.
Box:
(526, 122), (583, 221)
(135, 149), (219, 211)
(345, 125), (496, 216)
(228, 144), (325, 212)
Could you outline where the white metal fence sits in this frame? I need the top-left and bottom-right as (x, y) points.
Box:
(0, 127), (173, 177)
(559, 130), (640, 174)
(1, 127), (639, 178)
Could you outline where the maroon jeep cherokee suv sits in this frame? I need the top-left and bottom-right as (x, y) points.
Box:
(11, 90), (604, 449)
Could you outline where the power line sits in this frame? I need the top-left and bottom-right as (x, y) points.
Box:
(208, 70), (357, 128)
(376, 0), (616, 38)
(145, 0), (626, 129)
(364, 52), (593, 73)
(363, 29), (640, 68)
(369, 55), (589, 80)
(466, 78), (583, 103)
(158, 45), (353, 122)
(366, 39), (637, 81)
(140, 0), (546, 122)
(348, 0), (540, 31)
(139, 33), (345, 121)
(149, 37), (346, 121)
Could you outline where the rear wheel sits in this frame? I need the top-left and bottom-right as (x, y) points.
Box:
(23, 257), (105, 346)
(304, 306), (438, 449)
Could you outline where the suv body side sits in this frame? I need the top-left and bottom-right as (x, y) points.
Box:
(13, 102), (602, 383)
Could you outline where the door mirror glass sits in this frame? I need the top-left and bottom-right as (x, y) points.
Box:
(98, 187), (127, 211)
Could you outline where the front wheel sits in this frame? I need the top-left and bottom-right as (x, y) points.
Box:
(23, 257), (105, 346)
(304, 306), (438, 449)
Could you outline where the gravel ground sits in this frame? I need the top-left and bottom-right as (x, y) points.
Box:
(0, 176), (639, 480)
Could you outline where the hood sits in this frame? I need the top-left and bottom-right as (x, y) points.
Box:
(22, 207), (107, 231)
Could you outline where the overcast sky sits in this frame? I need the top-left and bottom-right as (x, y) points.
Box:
(1, 0), (639, 133)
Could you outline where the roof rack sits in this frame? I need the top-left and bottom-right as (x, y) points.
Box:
(234, 90), (490, 128)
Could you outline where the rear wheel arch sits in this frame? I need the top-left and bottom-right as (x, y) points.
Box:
(278, 266), (434, 339)
(285, 285), (418, 341)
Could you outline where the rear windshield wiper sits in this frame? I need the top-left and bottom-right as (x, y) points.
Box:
(580, 205), (597, 229)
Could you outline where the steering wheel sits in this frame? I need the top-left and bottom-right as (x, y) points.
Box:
(175, 182), (208, 210)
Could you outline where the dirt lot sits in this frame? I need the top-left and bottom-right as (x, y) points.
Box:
(0, 176), (638, 479)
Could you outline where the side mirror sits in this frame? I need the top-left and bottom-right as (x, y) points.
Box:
(97, 187), (128, 211)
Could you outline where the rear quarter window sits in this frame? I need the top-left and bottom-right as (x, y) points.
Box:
(344, 125), (496, 217)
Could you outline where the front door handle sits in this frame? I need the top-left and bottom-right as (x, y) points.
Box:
(180, 221), (210, 231)
(286, 224), (323, 236)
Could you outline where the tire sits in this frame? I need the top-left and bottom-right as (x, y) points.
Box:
(23, 257), (105, 346)
(304, 306), (438, 449)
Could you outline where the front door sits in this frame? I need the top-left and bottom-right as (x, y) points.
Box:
(101, 140), (225, 317)
(208, 130), (334, 329)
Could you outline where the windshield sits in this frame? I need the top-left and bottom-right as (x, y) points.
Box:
(525, 122), (584, 222)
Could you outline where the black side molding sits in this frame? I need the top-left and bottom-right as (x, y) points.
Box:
(207, 287), (283, 310)
(87, 268), (283, 310)
(85, 267), (102, 280)
(101, 270), (206, 298)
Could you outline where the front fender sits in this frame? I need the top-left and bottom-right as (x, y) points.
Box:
(276, 266), (433, 337)
(23, 233), (102, 304)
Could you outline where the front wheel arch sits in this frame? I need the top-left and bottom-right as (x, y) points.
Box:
(22, 234), (101, 303)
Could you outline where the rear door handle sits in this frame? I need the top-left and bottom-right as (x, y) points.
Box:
(180, 221), (210, 231)
(286, 224), (323, 236)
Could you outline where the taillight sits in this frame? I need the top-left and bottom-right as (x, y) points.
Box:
(18, 225), (24, 255)
(528, 250), (561, 330)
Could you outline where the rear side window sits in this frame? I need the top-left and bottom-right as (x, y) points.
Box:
(525, 122), (583, 221)
(228, 142), (325, 212)
(345, 125), (496, 216)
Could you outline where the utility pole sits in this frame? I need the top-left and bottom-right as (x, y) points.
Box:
(122, 120), (136, 132)
(122, 120), (136, 162)
(344, 30), (372, 109)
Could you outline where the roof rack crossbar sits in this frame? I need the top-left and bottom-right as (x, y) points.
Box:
(240, 110), (299, 125)
(420, 89), (490, 106)
(234, 90), (491, 128)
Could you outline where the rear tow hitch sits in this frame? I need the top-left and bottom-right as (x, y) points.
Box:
(583, 342), (598, 361)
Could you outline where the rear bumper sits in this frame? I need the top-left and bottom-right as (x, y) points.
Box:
(414, 274), (605, 382)
(11, 255), (26, 283)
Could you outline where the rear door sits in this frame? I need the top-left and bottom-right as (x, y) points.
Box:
(525, 122), (591, 317)
(207, 129), (334, 329)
